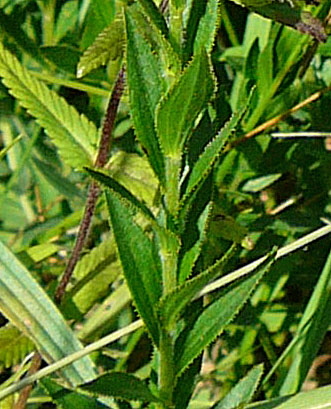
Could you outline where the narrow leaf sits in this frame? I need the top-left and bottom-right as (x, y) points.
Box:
(105, 190), (162, 344)
(125, 7), (166, 183)
(0, 43), (98, 169)
(136, 0), (168, 37)
(212, 364), (264, 409)
(0, 240), (96, 385)
(80, 372), (160, 403)
(85, 167), (156, 222)
(175, 249), (276, 376)
(156, 51), (215, 156)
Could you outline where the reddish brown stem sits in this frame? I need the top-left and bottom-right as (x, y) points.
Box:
(55, 67), (125, 303)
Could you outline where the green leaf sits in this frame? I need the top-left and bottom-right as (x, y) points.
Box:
(79, 372), (160, 403)
(41, 378), (110, 409)
(77, 14), (125, 78)
(0, 42), (98, 169)
(67, 235), (122, 315)
(125, 7), (166, 183)
(136, 0), (168, 37)
(85, 167), (156, 222)
(0, 324), (34, 369)
(269, 247), (331, 396)
(53, 1), (79, 44)
(174, 249), (276, 376)
(212, 364), (264, 409)
(242, 173), (282, 193)
(105, 190), (162, 344)
(159, 243), (237, 330)
(184, 0), (220, 60)
(0, 240), (96, 386)
(156, 50), (215, 156)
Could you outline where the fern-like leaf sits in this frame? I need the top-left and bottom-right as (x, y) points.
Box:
(0, 42), (98, 169)
(0, 324), (34, 369)
(77, 16), (125, 78)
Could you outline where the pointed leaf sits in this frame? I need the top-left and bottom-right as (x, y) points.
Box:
(0, 240), (96, 385)
(125, 7), (166, 183)
(105, 190), (162, 344)
(85, 167), (156, 222)
(212, 364), (264, 409)
(136, 0), (168, 37)
(0, 43), (98, 169)
(156, 51), (215, 156)
(175, 249), (276, 376)
(80, 372), (160, 403)
(77, 15), (125, 78)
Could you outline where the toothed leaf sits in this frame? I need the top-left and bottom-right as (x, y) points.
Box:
(156, 50), (215, 156)
(77, 16), (125, 78)
(79, 372), (161, 403)
(0, 43), (98, 169)
(175, 249), (277, 376)
(0, 324), (34, 369)
(105, 190), (162, 344)
(125, 7), (166, 183)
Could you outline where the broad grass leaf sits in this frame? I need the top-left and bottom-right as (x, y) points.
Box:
(212, 364), (264, 409)
(79, 372), (160, 403)
(0, 43), (98, 169)
(175, 250), (276, 376)
(105, 190), (162, 344)
(0, 240), (96, 385)
(0, 324), (34, 369)
(125, 7), (166, 183)
(156, 50), (215, 156)
(77, 15), (125, 78)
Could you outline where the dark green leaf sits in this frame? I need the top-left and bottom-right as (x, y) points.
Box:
(174, 249), (277, 376)
(105, 190), (162, 344)
(80, 372), (160, 403)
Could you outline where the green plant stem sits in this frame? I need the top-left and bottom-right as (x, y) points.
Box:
(165, 155), (181, 217)
(244, 35), (308, 131)
(158, 330), (176, 408)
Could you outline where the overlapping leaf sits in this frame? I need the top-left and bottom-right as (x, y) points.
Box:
(0, 42), (98, 169)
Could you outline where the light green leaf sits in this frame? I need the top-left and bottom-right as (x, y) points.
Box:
(77, 14), (125, 78)
(79, 372), (160, 403)
(68, 236), (122, 315)
(156, 50), (215, 156)
(125, 7), (166, 183)
(0, 324), (34, 369)
(212, 364), (264, 409)
(242, 173), (282, 193)
(105, 190), (162, 344)
(0, 42), (98, 169)
(54, 0), (78, 44)
(0, 240), (96, 386)
(175, 249), (276, 376)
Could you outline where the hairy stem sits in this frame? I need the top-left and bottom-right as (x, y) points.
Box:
(55, 67), (125, 303)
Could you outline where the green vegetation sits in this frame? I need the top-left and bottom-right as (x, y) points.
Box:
(0, 0), (331, 408)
